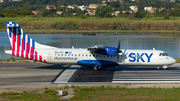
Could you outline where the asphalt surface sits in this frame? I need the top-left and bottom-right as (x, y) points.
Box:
(1, 62), (180, 92)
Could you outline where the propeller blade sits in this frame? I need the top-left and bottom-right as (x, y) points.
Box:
(117, 40), (120, 51)
(117, 40), (121, 62)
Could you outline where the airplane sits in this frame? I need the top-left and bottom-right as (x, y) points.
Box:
(4, 22), (176, 70)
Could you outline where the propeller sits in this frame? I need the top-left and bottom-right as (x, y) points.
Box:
(117, 40), (122, 62)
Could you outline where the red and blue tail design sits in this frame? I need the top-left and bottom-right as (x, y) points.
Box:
(5, 22), (47, 63)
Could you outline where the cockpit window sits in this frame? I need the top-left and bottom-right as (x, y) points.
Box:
(165, 53), (168, 56)
(159, 53), (168, 56)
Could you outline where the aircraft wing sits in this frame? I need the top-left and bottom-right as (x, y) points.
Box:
(87, 45), (117, 56)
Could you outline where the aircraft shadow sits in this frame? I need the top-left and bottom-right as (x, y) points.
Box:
(28, 64), (180, 71)
(118, 66), (180, 70)
(29, 65), (70, 70)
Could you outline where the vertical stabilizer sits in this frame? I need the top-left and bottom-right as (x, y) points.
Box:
(5, 22), (50, 63)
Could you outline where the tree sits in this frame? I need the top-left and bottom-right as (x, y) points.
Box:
(6, 9), (17, 17)
(76, 10), (84, 16)
(104, 13), (113, 18)
(134, 11), (146, 19)
(95, 5), (113, 17)
(110, 1), (120, 8)
(170, 8), (180, 17)
(41, 10), (50, 17)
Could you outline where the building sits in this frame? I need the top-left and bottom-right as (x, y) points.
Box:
(9, 0), (21, 1)
(72, 5), (78, 8)
(144, 7), (152, 12)
(78, 5), (87, 11)
(66, 5), (74, 9)
(107, 0), (121, 2)
(129, 6), (138, 12)
(149, 8), (157, 14)
(56, 11), (63, 15)
(159, 7), (165, 12)
(119, 0), (123, 3)
(46, 5), (56, 10)
(171, 7), (176, 10)
(59, 5), (65, 8)
(109, 0), (118, 1)
(12, 0), (21, 1)
(101, 4), (107, 6)
(122, 10), (132, 13)
(89, 4), (99, 9)
(86, 9), (96, 15)
(112, 11), (120, 16)
(170, 0), (175, 2)
(0, 0), (3, 3)
(102, 0), (106, 3)
(32, 11), (39, 15)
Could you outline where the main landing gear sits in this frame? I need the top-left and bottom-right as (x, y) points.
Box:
(93, 66), (101, 71)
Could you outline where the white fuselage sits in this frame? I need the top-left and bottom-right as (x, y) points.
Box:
(17, 48), (175, 67)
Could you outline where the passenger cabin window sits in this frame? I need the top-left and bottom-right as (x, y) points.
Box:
(159, 53), (168, 56)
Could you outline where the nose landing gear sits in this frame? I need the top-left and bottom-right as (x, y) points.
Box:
(157, 66), (168, 70)
(163, 66), (167, 70)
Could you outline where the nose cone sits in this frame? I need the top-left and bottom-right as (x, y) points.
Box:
(172, 58), (176, 64)
(169, 57), (176, 65)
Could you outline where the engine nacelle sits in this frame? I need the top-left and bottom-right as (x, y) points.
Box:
(95, 46), (117, 56)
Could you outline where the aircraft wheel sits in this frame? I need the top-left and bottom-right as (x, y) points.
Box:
(163, 68), (167, 70)
(93, 66), (101, 71)
(163, 66), (167, 70)
(93, 66), (98, 71)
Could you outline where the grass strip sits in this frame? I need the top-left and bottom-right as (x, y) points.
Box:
(23, 29), (180, 34)
(1, 86), (180, 101)
(72, 86), (180, 101)
(2, 17), (180, 32)
(0, 90), (59, 101)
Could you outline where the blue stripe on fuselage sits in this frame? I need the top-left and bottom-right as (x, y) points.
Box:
(77, 60), (118, 68)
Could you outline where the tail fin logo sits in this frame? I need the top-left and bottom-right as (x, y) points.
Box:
(5, 22), (46, 63)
